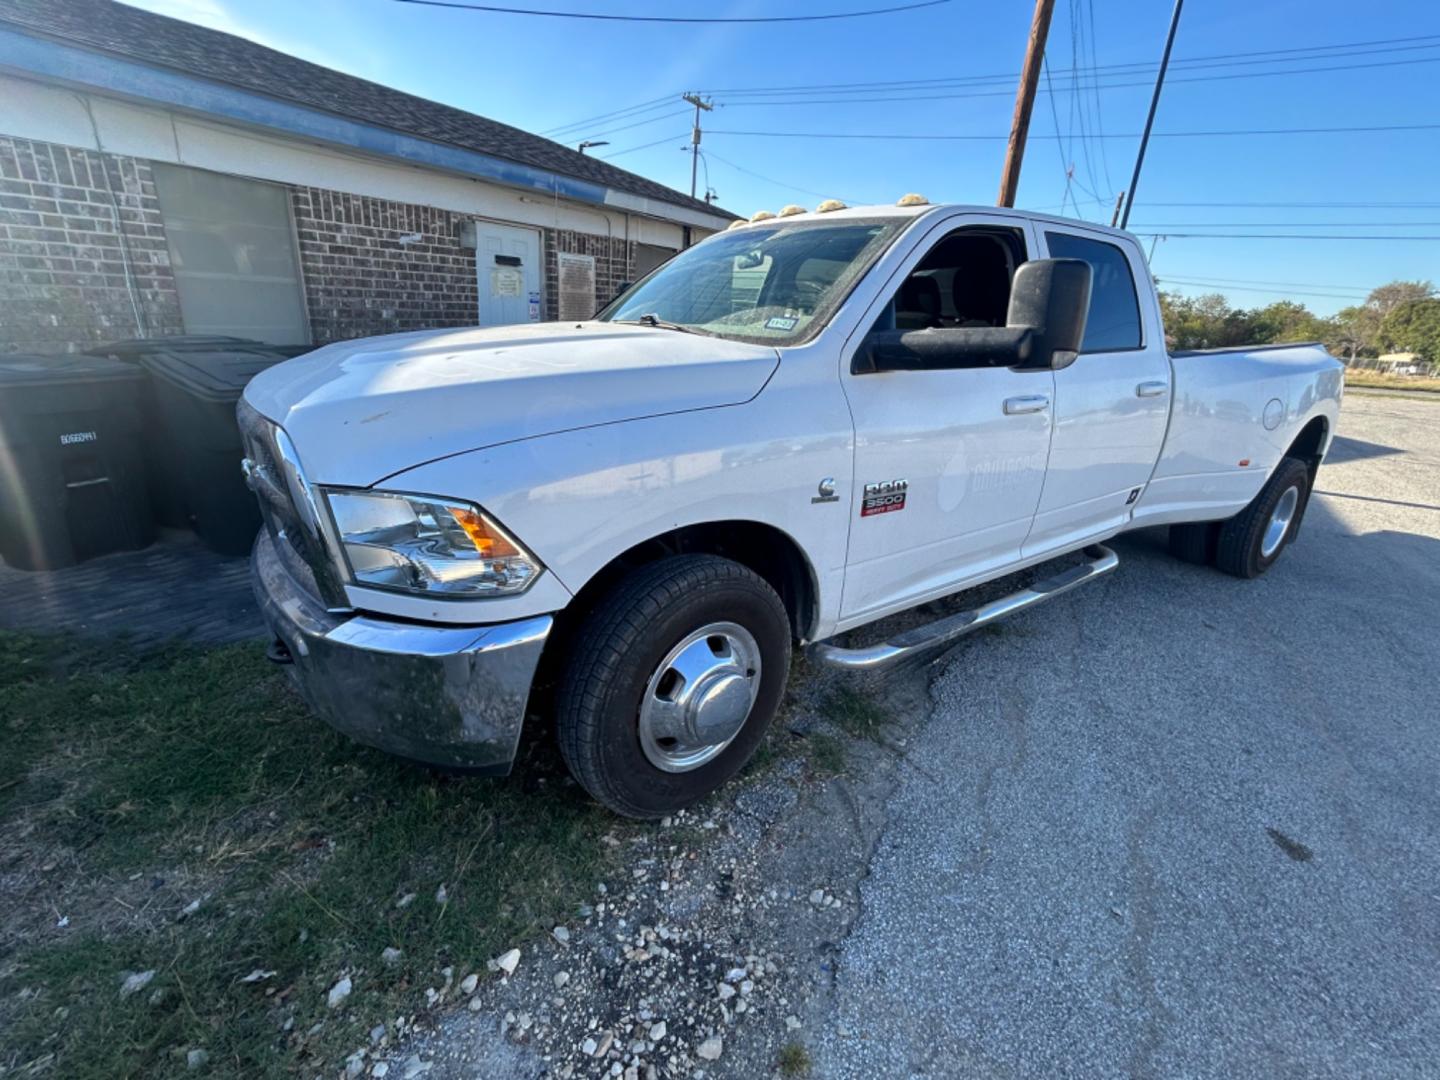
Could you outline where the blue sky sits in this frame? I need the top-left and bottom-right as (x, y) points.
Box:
(129, 0), (1438, 315)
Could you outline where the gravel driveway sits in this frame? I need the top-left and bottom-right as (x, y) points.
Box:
(813, 391), (1440, 1079)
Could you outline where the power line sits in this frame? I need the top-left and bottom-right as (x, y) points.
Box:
(701, 150), (854, 204)
(544, 32), (1440, 138)
(574, 108), (692, 141)
(706, 54), (1440, 107)
(1084, 0), (1115, 193)
(1157, 273), (1375, 290)
(1130, 200), (1440, 208)
(541, 94), (676, 137)
(389, 0), (953, 22)
(698, 34), (1440, 96)
(598, 132), (690, 158)
(1132, 233), (1440, 240)
(1131, 221), (1440, 228)
(1157, 279), (1370, 300)
(1041, 56), (1078, 218)
(1069, 0), (1104, 202)
(704, 122), (1440, 141)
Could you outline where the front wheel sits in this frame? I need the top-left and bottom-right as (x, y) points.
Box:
(1214, 456), (1311, 579)
(554, 555), (791, 818)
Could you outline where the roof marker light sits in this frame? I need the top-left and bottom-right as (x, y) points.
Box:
(778, 204), (806, 217)
(815, 199), (847, 213)
(727, 220), (748, 230)
(896, 193), (930, 207)
(750, 209), (777, 222)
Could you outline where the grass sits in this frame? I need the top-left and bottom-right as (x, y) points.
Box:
(0, 632), (633, 1078)
(778, 1041), (813, 1077)
(804, 732), (849, 775)
(824, 686), (891, 743)
(1343, 369), (1440, 394)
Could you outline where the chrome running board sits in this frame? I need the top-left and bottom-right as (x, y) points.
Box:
(811, 544), (1120, 672)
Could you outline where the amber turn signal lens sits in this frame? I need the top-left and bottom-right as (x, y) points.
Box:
(448, 507), (521, 558)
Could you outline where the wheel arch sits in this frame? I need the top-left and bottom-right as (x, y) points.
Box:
(570, 520), (820, 642)
(1285, 415), (1330, 479)
(528, 520), (820, 719)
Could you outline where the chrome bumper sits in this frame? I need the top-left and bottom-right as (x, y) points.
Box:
(252, 530), (552, 774)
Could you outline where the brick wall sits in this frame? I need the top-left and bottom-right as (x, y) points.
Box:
(0, 136), (182, 354)
(0, 133), (640, 353)
(290, 187), (482, 344)
(544, 229), (636, 321)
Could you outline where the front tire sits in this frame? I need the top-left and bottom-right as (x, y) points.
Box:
(1214, 456), (1311, 579)
(554, 555), (791, 818)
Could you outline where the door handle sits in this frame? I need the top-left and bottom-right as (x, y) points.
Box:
(1003, 395), (1050, 415)
(1136, 381), (1169, 398)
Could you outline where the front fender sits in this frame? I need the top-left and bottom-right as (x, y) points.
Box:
(382, 389), (855, 636)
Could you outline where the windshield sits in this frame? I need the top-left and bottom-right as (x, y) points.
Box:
(599, 217), (905, 345)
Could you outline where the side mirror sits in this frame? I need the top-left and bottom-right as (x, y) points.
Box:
(853, 257), (1093, 375)
(1006, 257), (1092, 370)
(852, 326), (1033, 374)
(611, 281), (633, 302)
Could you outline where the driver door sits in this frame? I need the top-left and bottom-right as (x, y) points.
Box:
(838, 215), (1055, 626)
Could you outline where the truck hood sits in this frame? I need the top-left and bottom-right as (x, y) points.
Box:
(243, 323), (780, 486)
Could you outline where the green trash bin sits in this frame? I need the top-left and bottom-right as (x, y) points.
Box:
(135, 345), (288, 555)
(87, 334), (266, 361)
(86, 335), (291, 528)
(0, 354), (153, 570)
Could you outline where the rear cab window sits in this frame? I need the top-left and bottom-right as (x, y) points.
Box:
(1043, 231), (1143, 352)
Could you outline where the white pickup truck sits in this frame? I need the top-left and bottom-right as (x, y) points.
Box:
(240, 198), (1342, 817)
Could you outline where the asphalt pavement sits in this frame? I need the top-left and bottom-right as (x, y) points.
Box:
(814, 392), (1440, 1079)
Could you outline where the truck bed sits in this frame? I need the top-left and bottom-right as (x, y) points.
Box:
(1131, 341), (1343, 528)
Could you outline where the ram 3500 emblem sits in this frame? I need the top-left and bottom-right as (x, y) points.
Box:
(861, 479), (908, 517)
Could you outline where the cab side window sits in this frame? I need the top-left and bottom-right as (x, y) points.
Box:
(1043, 231), (1142, 352)
(879, 227), (1025, 336)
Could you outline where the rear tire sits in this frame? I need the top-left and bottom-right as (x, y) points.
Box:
(1168, 521), (1219, 566)
(554, 555), (791, 818)
(1214, 456), (1310, 579)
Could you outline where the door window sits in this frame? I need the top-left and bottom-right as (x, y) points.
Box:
(878, 227), (1025, 335)
(1043, 231), (1142, 352)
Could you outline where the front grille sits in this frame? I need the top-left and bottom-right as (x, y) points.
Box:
(237, 399), (350, 610)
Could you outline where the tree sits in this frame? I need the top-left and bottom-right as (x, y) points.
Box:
(1328, 305), (1374, 362)
(1158, 291), (1255, 349)
(1322, 281), (1435, 362)
(1367, 280), (1435, 315)
(1377, 298), (1440, 363)
(1249, 300), (1333, 346)
(1158, 280), (1434, 360)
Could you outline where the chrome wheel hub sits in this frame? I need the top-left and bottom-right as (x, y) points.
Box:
(1261, 485), (1300, 558)
(637, 622), (761, 773)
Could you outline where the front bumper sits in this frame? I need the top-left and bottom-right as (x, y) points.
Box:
(252, 530), (552, 774)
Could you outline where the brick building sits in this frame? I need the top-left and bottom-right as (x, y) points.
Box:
(0, 0), (735, 355)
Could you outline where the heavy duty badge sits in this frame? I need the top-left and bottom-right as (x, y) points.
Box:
(861, 479), (908, 517)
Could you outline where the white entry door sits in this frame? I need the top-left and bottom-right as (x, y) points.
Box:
(477, 222), (543, 327)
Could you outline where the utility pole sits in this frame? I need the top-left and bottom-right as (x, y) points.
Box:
(1119, 0), (1183, 229)
(997, 0), (1056, 208)
(1109, 190), (1126, 226)
(683, 93), (714, 199)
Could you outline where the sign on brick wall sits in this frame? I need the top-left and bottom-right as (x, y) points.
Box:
(556, 252), (597, 322)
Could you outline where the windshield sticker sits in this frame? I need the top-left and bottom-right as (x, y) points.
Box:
(765, 316), (799, 332)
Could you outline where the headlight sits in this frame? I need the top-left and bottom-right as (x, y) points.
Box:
(321, 489), (541, 597)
